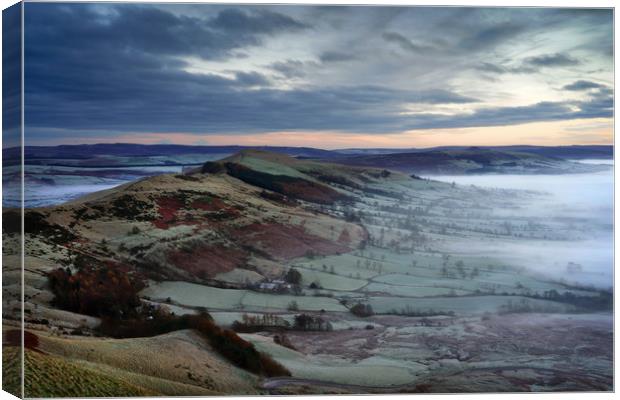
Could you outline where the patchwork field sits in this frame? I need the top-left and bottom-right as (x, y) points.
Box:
(6, 150), (612, 394)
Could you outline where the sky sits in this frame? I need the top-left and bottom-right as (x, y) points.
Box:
(17, 3), (614, 148)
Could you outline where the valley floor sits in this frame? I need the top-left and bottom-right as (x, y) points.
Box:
(3, 151), (613, 395)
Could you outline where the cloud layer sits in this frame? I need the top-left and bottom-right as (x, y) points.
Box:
(23, 4), (613, 143)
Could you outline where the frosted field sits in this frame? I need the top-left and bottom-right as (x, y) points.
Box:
(215, 269), (263, 285)
(242, 334), (422, 386)
(141, 281), (348, 312)
(142, 282), (245, 309)
(241, 291), (347, 312)
(368, 295), (574, 315)
(364, 283), (471, 297)
(294, 254), (380, 279)
(296, 267), (367, 291)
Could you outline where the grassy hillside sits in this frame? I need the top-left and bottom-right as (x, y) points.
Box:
(3, 328), (262, 397)
(5, 149), (612, 394)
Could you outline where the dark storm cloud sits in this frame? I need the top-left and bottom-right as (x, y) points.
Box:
(234, 71), (271, 86)
(475, 62), (537, 75)
(563, 80), (606, 91)
(524, 53), (580, 68)
(23, 4), (614, 139)
(208, 8), (310, 35)
(319, 51), (358, 63)
(457, 23), (526, 52)
(382, 32), (434, 53)
(25, 3), (309, 61)
(575, 88), (614, 116)
(476, 53), (581, 76)
(476, 62), (508, 74)
(268, 59), (313, 78)
(403, 92), (613, 130)
(2, 3), (21, 147)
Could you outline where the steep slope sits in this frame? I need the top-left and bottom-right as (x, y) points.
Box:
(7, 151), (379, 326)
(198, 149), (402, 204)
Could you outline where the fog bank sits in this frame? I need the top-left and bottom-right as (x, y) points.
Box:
(430, 164), (613, 289)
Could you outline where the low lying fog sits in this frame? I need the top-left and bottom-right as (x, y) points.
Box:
(430, 162), (613, 290)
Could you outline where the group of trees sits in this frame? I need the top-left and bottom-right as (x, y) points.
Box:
(349, 303), (374, 317)
(47, 266), (144, 319)
(233, 312), (333, 332)
(231, 313), (291, 333)
(293, 313), (332, 331)
(284, 268), (302, 285)
(439, 258), (480, 280)
(388, 305), (455, 317)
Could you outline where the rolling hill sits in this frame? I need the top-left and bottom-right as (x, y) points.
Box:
(3, 149), (612, 395)
(321, 147), (611, 175)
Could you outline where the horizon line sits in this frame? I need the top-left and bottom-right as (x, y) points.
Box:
(5, 142), (614, 151)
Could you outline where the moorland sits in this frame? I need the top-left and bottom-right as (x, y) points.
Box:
(2, 147), (613, 396)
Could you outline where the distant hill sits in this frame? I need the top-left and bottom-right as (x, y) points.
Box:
(4, 143), (612, 174)
(322, 147), (611, 175)
(3, 143), (335, 166)
(335, 145), (613, 160)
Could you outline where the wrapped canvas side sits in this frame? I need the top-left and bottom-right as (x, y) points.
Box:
(2, 2), (24, 398)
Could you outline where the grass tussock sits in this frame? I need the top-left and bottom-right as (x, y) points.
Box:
(3, 348), (154, 397)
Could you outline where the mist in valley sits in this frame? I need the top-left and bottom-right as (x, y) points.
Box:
(430, 164), (613, 290)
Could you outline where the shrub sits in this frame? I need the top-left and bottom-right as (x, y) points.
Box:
(287, 301), (299, 311)
(350, 303), (374, 318)
(98, 312), (291, 378)
(111, 195), (152, 221)
(284, 268), (302, 285)
(309, 281), (321, 289)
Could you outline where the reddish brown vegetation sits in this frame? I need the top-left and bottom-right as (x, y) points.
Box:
(4, 330), (40, 352)
(98, 312), (291, 378)
(349, 303), (374, 318)
(47, 266), (144, 318)
(190, 197), (228, 211)
(166, 244), (247, 279)
(338, 228), (351, 245)
(192, 198), (241, 220)
(278, 179), (347, 204)
(153, 196), (185, 229)
(234, 223), (350, 260)
(154, 195), (240, 229)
